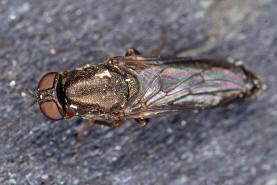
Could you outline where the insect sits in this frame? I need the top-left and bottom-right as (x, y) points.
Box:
(23, 48), (264, 129)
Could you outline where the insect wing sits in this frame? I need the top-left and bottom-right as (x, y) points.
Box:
(115, 57), (261, 118)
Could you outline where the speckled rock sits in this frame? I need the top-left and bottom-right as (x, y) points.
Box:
(0, 0), (276, 185)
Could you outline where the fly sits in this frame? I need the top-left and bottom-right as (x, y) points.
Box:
(23, 48), (265, 129)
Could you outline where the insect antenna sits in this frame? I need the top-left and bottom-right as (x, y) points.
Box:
(15, 90), (38, 119)
(21, 90), (38, 109)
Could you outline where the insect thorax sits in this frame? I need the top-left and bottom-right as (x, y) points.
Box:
(63, 64), (137, 117)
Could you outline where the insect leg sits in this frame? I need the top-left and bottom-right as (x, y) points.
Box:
(75, 120), (122, 148)
(151, 35), (166, 56)
(75, 120), (96, 149)
(134, 118), (148, 126)
(78, 120), (121, 135)
(77, 120), (120, 138)
(177, 36), (216, 57)
(125, 48), (141, 56)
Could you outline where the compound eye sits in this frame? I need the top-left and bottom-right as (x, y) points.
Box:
(40, 101), (63, 120)
(38, 72), (57, 91)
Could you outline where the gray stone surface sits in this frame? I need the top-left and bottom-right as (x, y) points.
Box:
(0, 0), (276, 184)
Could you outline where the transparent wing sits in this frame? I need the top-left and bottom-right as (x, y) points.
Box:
(114, 56), (261, 118)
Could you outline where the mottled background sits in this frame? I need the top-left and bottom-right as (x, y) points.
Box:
(0, 0), (276, 185)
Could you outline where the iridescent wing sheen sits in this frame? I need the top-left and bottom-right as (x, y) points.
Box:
(114, 56), (261, 118)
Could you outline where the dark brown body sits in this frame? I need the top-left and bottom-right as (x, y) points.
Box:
(31, 49), (263, 127)
(61, 56), (262, 121)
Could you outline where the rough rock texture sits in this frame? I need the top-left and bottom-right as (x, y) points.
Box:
(0, 0), (276, 185)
